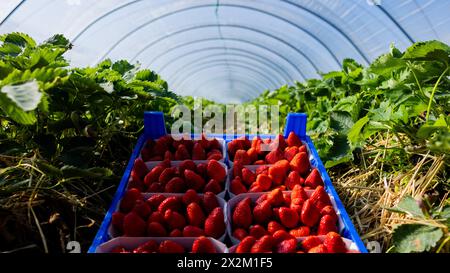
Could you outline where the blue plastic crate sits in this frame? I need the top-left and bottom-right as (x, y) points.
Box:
(88, 111), (367, 253)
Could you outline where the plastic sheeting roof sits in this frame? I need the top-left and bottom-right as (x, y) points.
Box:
(1, 0), (449, 103)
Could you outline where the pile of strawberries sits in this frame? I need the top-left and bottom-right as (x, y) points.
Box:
(112, 189), (226, 239)
(234, 232), (354, 253)
(231, 186), (338, 240)
(111, 236), (218, 253)
(141, 135), (223, 161)
(129, 158), (226, 194)
(229, 132), (323, 194)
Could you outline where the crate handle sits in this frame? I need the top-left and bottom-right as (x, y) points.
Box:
(283, 113), (307, 138)
(144, 111), (167, 139)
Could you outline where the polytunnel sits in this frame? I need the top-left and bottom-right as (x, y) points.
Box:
(1, 0), (449, 102)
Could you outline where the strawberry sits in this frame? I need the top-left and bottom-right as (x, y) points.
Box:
(157, 159), (171, 168)
(310, 186), (331, 210)
(209, 138), (221, 150)
(323, 232), (347, 253)
(317, 215), (338, 235)
(254, 160), (266, 165)
(236, 236), (256, 253)
(133, 240), (158, 253)
(232, 198), (252, 229)
(148, 211), (164, 224)
(165, 177), (186, 193)
(111, 212), (124, 233)
(120, 188), (143, 213)
(133, 158), (149, 178)
(272, 230), (295, 244)
(192, 237), (217, 253)
(265, 149), (284, 164)
(286, 132), (302, 147)
(233, 161), (243, 178)
(169, 229), (182, 237)
(267, 221), (285, 234)
(164, 209), (186, 230)
(301, 199), (321, 227)
(207, 151), (222, 160)
(147, 221), (167, 237)
(270, 134), (288, 151)
(276, 238), (297, 253)
(247, 148), (258, 163)
(283, 192), (292, 207)
(279, 207), (299, 228)
(248, 184), (265, 193)
(268, 160), (289, 185)
(253, 200), (272, 224)
(144, 166), (164, 186)
(158, 240), (185, 253)
(204, 207), (225, 238)
(230, 177), (247, 195)
(163, 150), (174, 161)
(196, 163), (207, 176)
(146, 194), (166, 210)
(147, 182), (163, 192)
(202, 192), (219, 214)
(250, 235), (274, 253)
(285, 171), (304, 190)
(184, 169), (205, 191)
(305, 168), (324, 188)
(266, 188), (285, 206)
(289, 226), (310, 237)
(203, 179), (222, 194)
(284, 146), (299, 162)
(123, 212), (146, 236)
(182, 189), (201, 205)
(133, 199), (152, 219)
(129, 171), (144, 191)
(141, 147), (152, 162)
(159, 167), (177, 185)
(290, 152), (310, 175)
(207, 160), (226, 182)
(255, 165), (270, 175)
(308, 244), (328, 253)
(255, 194), (268, 204)
(182, 225), (205, 237)
(158, 196), (182, 213)
(234, 149), (251, 165)
(249, 225), (267, 239)
(301, 236), (322, 251)
(241, 168), (256, 186)
(174, 144), (190, 160)
(186, 202), (205, 227)
(298, 145), (307, 153)
(192, 143), (206, 160)
(291, 185), (308, 202)
(320, 205), (338, 222)
(256, 174), (272, 191)
(179, 160), (197, 174)
(233, 228), (248, 241)
(199, 134), (210, 149)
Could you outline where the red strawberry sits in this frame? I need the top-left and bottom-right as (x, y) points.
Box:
(158, 240), (185, 253)
(310, 186), (331, 210)
(267, 221), (285, 234)
(164, 209), (186, 230)
(298, 145), (307, 153)
(147, 182), (163, 192)
(254, 160), (266, 165)
(184, 169), (205, 191)
(199, 135), (210, 149)
(248, 184), (264, 193)
(301, 199), (321, 227)
(182, 189), (201, 205)
(255, 194), (268, 204)
(318, 215), (338, 235)
(233, 228), (248, 241)
(308, 244), (328, 253)
(148, 211), (164, 224)
(234, 150), (251, 165)
(164, 177), (186, 193)
(253, 200), (272, 224)
(133, 158), (149, 178)
(202, 192), (219, 214)
(256, 174), (272, 191)
(285, 171), (304, 190)
(196, 163), (207, 176)
(179, 160), (197, 174)
(284, 146), (299, 162)
(203, 179), (222, 194)
(290, 198), (304, 214)
(230, 177), (247, 195)
(249, 225), (267, 239)
(163, 150), (174, 161)
(265, 149), (284, 164)
(182, 225), (205, 237)
(247, 148), (258, 163)
(123, 212), (146, 236)
(133, 199), (152, 219)
(147, 221), (167, 237)
(120, 188), (143, 213)
(279, 207), (299, 228)
(266, 188), (285, 206)
(207, 160), (226, 182)
(236, 236), (256, 253)
(290, 152), (310, 175)
(133, 240), (158, 253)
(286, 132), (302, 147)
(192, 237), (217, 253)
(283, 192), (292, 207)
(157, 159), (171, 168)
(146, 194), (166, 210)
(289, 226), (310, 237)
(232, 198), (252, 229)
(207, 151), (222, 160)
(241, 168), (256, 186)
(174, 144), (190, 160)
(268, 160), (289, 185)
(112, 212), (124, 233)
(270, 134), (288, 151)
(323, 232), (347, 253)
(141, 146), (152, 162)
(272, 230), (295, 244)
(255, 165), (270, 175)
(301, 236), (322, 251)
(204, 207), (225, 238)
(320, 205), (338, 222)
(250, 235), (274, 253)
(169, 229), (182, 237)
(276, 238), (297, 253)
(291, 185), (308, 202)
(233, 161), (243, 178)
(159, 167), (176, 185)
(129, 171), (144, 191)
(186, 202), (205, 227)
(158, 196), (182, 213)
(192, 143), (206, 160)
(305, 168), (324, 188)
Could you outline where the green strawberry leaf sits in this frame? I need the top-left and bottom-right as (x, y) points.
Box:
(389, 196), (425, 218)
(392, 224), (443, 253)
